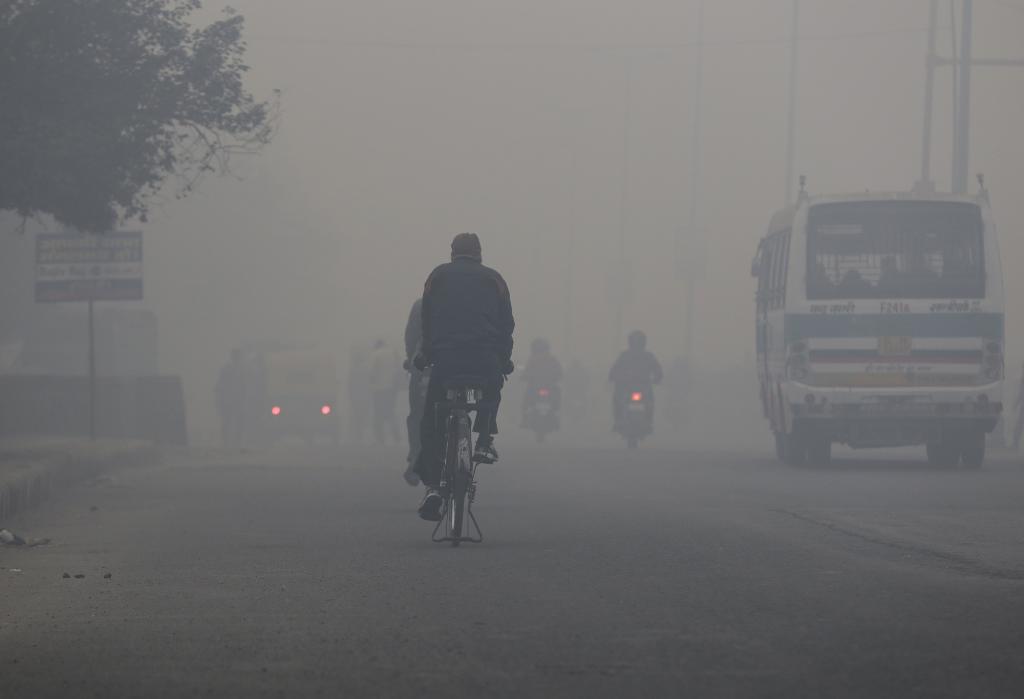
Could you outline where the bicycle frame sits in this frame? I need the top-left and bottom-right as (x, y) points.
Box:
(431, 384), (492, 546)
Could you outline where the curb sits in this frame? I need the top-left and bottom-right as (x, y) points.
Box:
(0, 440), (159, 524)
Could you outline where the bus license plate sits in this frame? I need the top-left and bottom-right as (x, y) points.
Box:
(879, 336), (913, 356)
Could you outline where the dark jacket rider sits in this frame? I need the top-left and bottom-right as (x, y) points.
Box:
(412, 233), (515, 521)
(609, 330), (662, 429)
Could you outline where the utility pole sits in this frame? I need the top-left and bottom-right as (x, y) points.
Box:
(921, 1), (1024, 194)
(784, 0), (800, 204)
(612, 56), (632, 353)
(563, 148), (578, 358)
(953, 0), (974, 194)
(918, 0), (938, 189)
(680, 1), (704, 364)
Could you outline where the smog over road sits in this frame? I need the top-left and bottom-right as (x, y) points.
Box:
(2, 1), (1024, 697)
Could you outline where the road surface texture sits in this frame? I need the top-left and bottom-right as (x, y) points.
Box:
(2, 444), (1023, 698)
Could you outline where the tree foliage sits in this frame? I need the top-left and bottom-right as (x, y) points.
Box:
(0, 0), (274, 232)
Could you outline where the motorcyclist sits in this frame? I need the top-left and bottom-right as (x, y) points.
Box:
(521, 337), (563, 426)
(609, 330), (663, 432)
(403, 298), (427, 485)
(412, 233), (515, 521)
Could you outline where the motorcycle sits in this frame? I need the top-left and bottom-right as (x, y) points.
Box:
(524, 386), (560, 443)
(617, 388), (652, 449)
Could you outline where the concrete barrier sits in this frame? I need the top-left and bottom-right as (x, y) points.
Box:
(0, 375), (187, 445)
(0, 438), (159, 524)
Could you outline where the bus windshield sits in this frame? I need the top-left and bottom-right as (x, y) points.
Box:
(806, 201), (984, 300)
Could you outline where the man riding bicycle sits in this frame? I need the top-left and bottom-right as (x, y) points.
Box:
(412, 233), (515, 521)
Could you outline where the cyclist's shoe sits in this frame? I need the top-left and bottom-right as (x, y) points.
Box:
(417, 489), (444, 521)
(403, 467), (421, 487)
(474, 439), (499, 464)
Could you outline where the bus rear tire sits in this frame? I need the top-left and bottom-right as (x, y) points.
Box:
(961, 431), (986, 469)
(807, 436), (832, 467)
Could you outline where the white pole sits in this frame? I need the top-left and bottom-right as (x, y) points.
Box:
(953, 0), (973, 194)
(784, 0), (800, 204)
(919, 0), (938, 188)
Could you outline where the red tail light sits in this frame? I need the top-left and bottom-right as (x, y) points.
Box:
(631, 392), (643, 402)
(271, 405), (282, 416)
(321, 404), (332, 416)
(538, 388), (550, 397)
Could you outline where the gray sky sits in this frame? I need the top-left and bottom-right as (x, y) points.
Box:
(137, 0), (1024, 433)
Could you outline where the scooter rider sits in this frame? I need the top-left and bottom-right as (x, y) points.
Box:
(521, 337), (563, 425)
(412, 233), (515, 521)
(609, 330), (663, 432)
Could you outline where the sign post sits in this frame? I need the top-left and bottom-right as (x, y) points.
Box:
(35, 232), (143, 441)
(88, 298), (96, 440)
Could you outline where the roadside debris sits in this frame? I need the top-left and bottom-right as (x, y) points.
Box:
(0, 529), (25, 545)
(73, 574), (85, 579)
(0, 529), (51, 547)
(62, 572), (70, 578)
(103, 573), (112, 579)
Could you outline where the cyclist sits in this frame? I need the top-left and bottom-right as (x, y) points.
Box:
(412, 233), (515, 521)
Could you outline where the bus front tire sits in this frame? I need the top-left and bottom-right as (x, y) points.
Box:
(782, 430), (807, 467)
(807, 436), (832, 467)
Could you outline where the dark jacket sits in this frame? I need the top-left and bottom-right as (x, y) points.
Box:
(523, 351), (563, 389)
(421, 258), (515, 362)
(609, 349), (663, 389)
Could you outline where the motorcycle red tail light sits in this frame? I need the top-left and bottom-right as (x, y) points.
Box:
(321, 404), (332, 416)
(271, 405), (282, 416)
(631, 392), (643, 402)
(538, 388), (550, 397)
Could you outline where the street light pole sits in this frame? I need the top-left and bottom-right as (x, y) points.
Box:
(918, 0), (938, 189)
(953, 0), (974, 194)
(612, 56), (632, 353)
(681, 1), (704, 364)
(784, 0), (800, 204)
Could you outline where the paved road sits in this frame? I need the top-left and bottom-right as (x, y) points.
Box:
(2, 444), (1023, 698)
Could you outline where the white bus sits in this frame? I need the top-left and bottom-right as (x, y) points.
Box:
(752, 188), (1004, 467)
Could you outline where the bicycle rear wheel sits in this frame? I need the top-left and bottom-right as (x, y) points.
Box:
(448, 415), (472, 546)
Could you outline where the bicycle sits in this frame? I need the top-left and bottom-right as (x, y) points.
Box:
(430, 376), (490, 547)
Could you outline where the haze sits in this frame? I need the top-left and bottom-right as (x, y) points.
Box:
(5, 0), (1024, 444)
